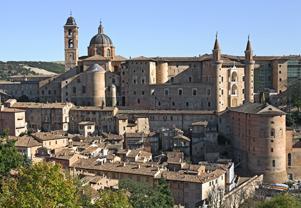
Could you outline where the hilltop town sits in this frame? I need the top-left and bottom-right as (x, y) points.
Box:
(0, 15), (301, 208)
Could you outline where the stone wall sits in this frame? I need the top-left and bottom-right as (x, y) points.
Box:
(223, 175), (263, 208)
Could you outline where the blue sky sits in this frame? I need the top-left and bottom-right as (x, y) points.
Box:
(1, 0), (301, 61)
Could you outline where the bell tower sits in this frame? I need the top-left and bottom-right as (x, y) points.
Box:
(64, 14), (79, 71)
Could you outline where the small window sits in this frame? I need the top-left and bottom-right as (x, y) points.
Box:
(192, 89), (197, 96)
(141, 91), (145, 95)
(164, 89), (169, 96)
(137, 99), (140, 104)
(272, 160), (275, 167)
(271, 148), (273, 152)
(82, 86), (86, 94)
(207, 89), (211, 96)
(186, 102), (189, 107)
(288, 153), (292, 166)
(172, 102), (175, 106)
(178, 89), (183, 96)
(270, 128), (275, 137)
(188, 77), (192, 82)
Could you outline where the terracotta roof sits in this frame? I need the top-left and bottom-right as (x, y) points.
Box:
(71, 159), (162, 176)
(81, 55), (126, 61)
(51, 148), (77, 160)
(78, 121), (95, 126)
(229, 103), (285, 115)
(173, 134), (190, 142)
(12, 102), (73, 109)
(9, 136), (42, 147)
(125, 132), (146, 138)
(32, 131), (68, 141)
(191, 121), (208, 126)
(71, 106), (116, 112)
(162, 168), (225, 183)
(0, 107), (25, 113)
(118, 109), (215, 115)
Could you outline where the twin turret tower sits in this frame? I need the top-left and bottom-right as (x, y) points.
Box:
(213, 34), (255, 112)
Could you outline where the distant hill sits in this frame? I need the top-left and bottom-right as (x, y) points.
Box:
(0, 61), (65, 80)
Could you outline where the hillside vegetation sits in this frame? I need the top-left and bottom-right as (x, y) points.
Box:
(0, 61), (65, 80)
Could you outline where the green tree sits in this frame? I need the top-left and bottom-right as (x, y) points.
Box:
(0, 162), (80, 208)
(154, 178), (174, 208)
(119, 179), (173, 208)
(0, 138), (25, 177)
(293, 98), (301, 112)
(256, 193), (301, 208)
(93, 189), (132, 208)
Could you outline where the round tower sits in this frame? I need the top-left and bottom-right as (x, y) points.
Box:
(111, 84), (117, 107)
(156, 61), (168, 84)
(247, 106), (287, 183)
(244, 36), (255, 103)
(86, 64), (106, 107)
(212, 33), (223, 112)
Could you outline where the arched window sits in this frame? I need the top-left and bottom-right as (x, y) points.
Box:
(68, 29), (73, 36)
(97, 48), (102, 55)
(231, 84), (238, 95)
(68, 39), (74, 48)
(231, 72), (238, 82)
(107, 48), (111, 57)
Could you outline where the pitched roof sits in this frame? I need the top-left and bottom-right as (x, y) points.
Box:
(229, 103), (285, 115)
(9, 136), (42, 147)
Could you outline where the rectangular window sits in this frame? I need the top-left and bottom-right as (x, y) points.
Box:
(178, 89), (183, 96)
(272, 160), (275, 167)
(164, 88), (169, 96)
(192, 89), (197, 96)
(82, 86), (86, 94)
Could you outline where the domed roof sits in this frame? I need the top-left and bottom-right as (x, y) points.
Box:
(87, 64), (106, 73)
(89, 22), (113, 46)
(90, 34), (112, 46)
(65, 16), (76, 25)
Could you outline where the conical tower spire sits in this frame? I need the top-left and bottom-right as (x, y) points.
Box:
(214, 32), (220, 50)
(246, 34), (252, 51)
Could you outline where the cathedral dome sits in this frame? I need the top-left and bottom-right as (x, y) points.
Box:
(90, 34), (113, 46)
(89, 22), (113, 46)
